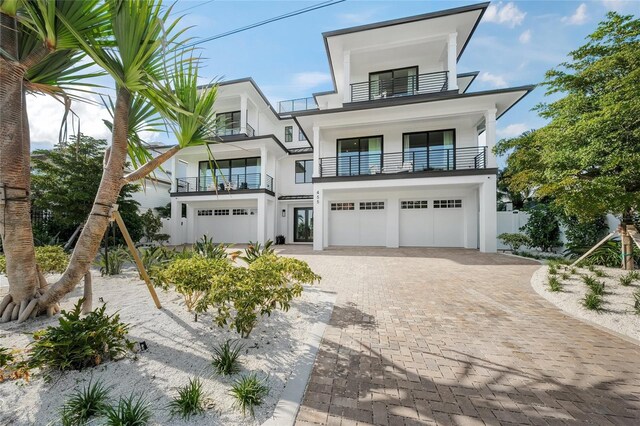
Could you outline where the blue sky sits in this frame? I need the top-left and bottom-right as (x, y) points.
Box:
(28, 0), (640, 153)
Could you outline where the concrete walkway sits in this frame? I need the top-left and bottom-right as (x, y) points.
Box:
(277, 246), (640, 426)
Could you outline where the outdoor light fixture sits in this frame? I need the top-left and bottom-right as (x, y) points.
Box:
(282, 209), (286, 217)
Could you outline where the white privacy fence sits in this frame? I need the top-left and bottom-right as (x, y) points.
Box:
(496, 211), (620, 251)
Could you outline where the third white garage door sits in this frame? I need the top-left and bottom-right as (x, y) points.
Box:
(399, 199), (464, 247)
(329, 201), (386, 246)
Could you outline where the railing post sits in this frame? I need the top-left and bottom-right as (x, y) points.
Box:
(412, 151), (416, 172)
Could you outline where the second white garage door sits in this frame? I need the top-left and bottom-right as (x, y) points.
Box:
(194, 207), (257, 243)
(329, 201), (386, 246)
(399, 199), (464, 247)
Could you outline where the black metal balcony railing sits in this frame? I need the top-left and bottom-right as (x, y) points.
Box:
(215, 122), (255, 138)
(176, 173), (274, 193)
(350, 71), (449, 103)
(278, 97), (318, 114)
(319, 146), (486, 178)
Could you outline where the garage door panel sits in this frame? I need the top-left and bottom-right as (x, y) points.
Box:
(433, 209), (464, 247)
(399, 198), (464, 248)
(399, 208), (434, 247)
(195, 207), (256, 243)
(329, 201), (386, 246)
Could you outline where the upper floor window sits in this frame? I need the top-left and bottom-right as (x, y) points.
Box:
(285, 126), (293, 142)
(369, 66), (417, 99)
(337, 136), (383, 176)
(298, 127), (306, 141)
(295, 159), (313, 184)
(198, 157), (261, 191)
(216, 111), (241, 136)
(403, 129), (455, 171)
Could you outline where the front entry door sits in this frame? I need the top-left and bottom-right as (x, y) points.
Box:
(294, 208), (313, 242)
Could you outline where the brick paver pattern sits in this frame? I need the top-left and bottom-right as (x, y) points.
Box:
(279, 247), (640, 426)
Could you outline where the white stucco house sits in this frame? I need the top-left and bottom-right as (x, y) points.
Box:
(155, 2), (533, 252)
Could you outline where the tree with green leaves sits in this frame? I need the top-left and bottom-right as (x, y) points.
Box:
(1, 0), (219, 323)
(495, 12), (640, 267)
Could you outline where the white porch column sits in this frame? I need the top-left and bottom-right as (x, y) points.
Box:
(186, 204), (195, 243)
(312, 126), (320, 177)
(257, 194), (267, 244)
(343, 51), (351, 103)
(240, 94), (248, 134)
(478, 177), (497, 253)
(313, 187), (324, 251)
(260, 146), (267, 189)
(386, 196), (400, 248)
(484, 108), (497, 168)
(447, 32), (458, 91)
(170, 157), (177, 192)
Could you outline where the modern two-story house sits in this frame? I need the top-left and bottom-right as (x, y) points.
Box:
(163, 2), (533, 253)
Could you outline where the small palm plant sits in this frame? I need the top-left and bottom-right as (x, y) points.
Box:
(240, 240), (275, 264)
(168, 377), (205, 420)
(60, 379), (110, 426)
(547, 276), (562, 292)
(103, 393), (152, 426)
(583, 291), (603, 311)
(230, 373), (269, 417)
(212, 340), (244, 376)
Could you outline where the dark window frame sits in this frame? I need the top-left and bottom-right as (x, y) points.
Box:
(335, 135), (384, 176)
(369, 66), (419, 97)
(298, 127), (306, 141)
(295, 159), (313, 184)
(216, 110), (241, 132)
(285, 126), (293, 142)
(198, 157), (261, 190)
(402, 129), (457, 171)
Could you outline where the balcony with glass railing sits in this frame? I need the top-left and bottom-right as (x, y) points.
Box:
(214, 121), (255, 139)
(278, 97), (318, 115)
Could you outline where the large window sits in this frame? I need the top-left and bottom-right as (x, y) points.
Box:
(285, 126), (293, 142)
(337, 136), (383, 176)
(295, 159), (313, 183)
(216, 111), (241, 136)
(369, 66), (417, 99)
(198, 157), (261, 191)
(403, 129), (455, 171)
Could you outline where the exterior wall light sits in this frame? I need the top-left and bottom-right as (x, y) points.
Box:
(282, 209), (286, 217)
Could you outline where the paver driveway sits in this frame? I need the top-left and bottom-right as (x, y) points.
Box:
(278, 246), (640, 426)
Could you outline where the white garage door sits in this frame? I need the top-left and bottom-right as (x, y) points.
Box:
(329, 201), (386, 246)
(399, 199), (464, 247)
(194, 207), (257, 243)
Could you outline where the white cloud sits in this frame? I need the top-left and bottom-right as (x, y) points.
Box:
(291, 72), (332, 90)
(478, 72), (508, 88)
(484, 2), (526, 28)
(562, 3), (588, 25)
(519, 29), (531, 44)
(602, 0), (627, 11)
(497, 123), (529, 138)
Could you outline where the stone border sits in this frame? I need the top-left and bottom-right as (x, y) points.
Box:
(262, 291), (337, 426)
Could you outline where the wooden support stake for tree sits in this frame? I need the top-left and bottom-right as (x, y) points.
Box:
(628, 226), (640, 251)
(570, 232), (617, 267)
(112, 210), (162, 309)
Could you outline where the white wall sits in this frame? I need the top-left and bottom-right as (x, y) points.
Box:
(131, 181), (170, 212)
(276, 155), (313, 197)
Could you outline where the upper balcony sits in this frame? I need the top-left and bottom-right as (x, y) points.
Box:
(215, 121), (255, 139)
(318, 146), (487, 179)
(278, 97), (319, 115)
(350, 70), (449, 103)
(175, 173), (274, 194)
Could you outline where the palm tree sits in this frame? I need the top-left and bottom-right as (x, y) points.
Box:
(0, 0), (218, 322)
(0, 0), (108, 320)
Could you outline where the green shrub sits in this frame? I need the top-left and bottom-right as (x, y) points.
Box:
(0, 346), (30, 382)
(498, 233), (531, 251)
(96, 246), (129, 276)
(582, 291), (603, 311)
(582, 275), (605, 295)
(626, 271), (640, 281)
(592, 268), (608, 278)
(35, 245), (69, 274)
(212, 340), (244, 376)
(548, 265), (558, 275)
(153, 256), (231, 312)
(633, 289), (640, 315)
(194, 235), (234, 260)
(520, 204), (562, 252)
(138, 246), (175, 273)
(230, 373), (269, 417)
(619, 274), (633, 287)
(548, 276), (562, 292)
(168, 377), (205, 420)
(240, 240), (275, 264)
(60, 379), (110, 426)
(202, 255), (320, 337)
(579, 241), (640, 267)
(103, 393), (151, 426)
(0, 255), (5, 274)
(560, 272), (571, 280)
(29, 301), (133, 372)
(561, 215), (609, 256)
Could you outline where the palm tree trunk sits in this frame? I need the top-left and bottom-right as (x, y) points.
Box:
(0, 12), (39, 307)
(38, 87), (132, 309)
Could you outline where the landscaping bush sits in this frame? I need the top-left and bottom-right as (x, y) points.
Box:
(520, 204), (562, 252)
(562, 215), (609, 255)
(548, 276), (562, 292)
(96, 246), (130, 276)
(230, 373), (269, 417)
(0, 256), (5, 274)
(201, 255), (320, 337)
(240, 240), (275, 264)
(60, 379), (110, 426)
(168, 377), (205, 420)
(35, 245), (70, 274)
(0, 346), (31, 382)
(29, 301), (133, 372)
(633, 289), (640, 315)
(498, 233), (531, 251)
(212, 339), (244, 376)
(194, 235), (236, 260)
(582, 291), (603, 311)
(138, 246), (175, 273)
(153, 256), (231, 312)
(103, 393), (151, 426)
(579, 241), (640, 267)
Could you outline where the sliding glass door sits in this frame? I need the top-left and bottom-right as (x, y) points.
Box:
(403, 130), (455, 171)
(337, 136), (383, 176)
(369, 67), (417, 99)
(198, 157), (261, 191)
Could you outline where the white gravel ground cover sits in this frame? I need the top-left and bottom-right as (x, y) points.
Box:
(0, 268), (333, 425)
(531, 265), (640, 342)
